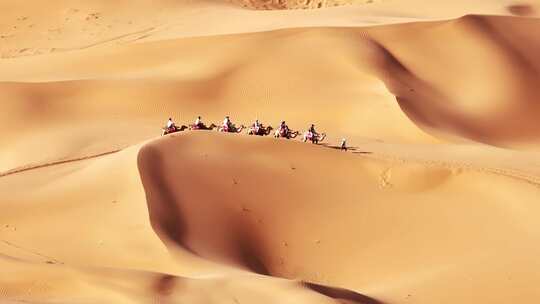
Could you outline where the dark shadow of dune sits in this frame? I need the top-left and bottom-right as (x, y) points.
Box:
(80, 267), (188, 303)
(137, 141), (271, 274)
(352, 151), (373, 155)
(364, 36), (486, 141)
(154, 274), (178, 296)
(321, 143), (360, 152)
(234, 228), (271, 275)
(304, 281), (385, 304)
(458, 15), (539, 76)
(364, 15), (540, 147)
(137, 144), (192, 253)
(507, 4), (536, 16)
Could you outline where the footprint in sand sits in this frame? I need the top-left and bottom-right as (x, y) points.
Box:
(86, 12), (101, 21)
(48, 28), (62, 34)
(379, 168), (393, 189)
(3, 224), (16, 231)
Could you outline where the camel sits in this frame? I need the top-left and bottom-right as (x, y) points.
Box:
(188, 123), (218, 131)
(274, 128), (300, 139)
(219, 124), (245, 133)
(161, 125), (188, 136)
(248, 125), (273, 136)
(303, 131), (326, 144)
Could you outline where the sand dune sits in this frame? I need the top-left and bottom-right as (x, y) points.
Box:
(4, 14), (540, 171)
(138, 132), (540, 303)
(3, 131), (540, 303)
(0, 0), (536, 59)
(2, 0), (540, 303)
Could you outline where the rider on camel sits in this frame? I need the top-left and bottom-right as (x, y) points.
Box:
(253, 119), (262, 134)
(166, 118), (176, 131)
(223, 116), (231, 132)
(161, 117), (179, 136)
(308, 124), (318, 139)
(194, 116), (204, 129)
(279, 121), (289, 137)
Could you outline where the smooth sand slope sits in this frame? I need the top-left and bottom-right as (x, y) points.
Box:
(2, 0), (540, 303)
(1, 0), (538, 59)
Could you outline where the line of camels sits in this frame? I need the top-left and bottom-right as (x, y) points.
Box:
(162, 121), (327, 144)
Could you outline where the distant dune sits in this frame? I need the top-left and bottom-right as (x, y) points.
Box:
(2, 1), (540, 303)
(227, 0), (375, 10)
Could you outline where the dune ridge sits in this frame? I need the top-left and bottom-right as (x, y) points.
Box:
(3, 138), (540, 189)
(0, 149), (122, 178)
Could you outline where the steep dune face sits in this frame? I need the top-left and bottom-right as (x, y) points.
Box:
(369, 15), (540, 148)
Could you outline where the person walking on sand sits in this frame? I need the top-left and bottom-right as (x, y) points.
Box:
(340, 138), (347, 151)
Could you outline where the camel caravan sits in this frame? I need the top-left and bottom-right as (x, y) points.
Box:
(161, 116), (327, 145)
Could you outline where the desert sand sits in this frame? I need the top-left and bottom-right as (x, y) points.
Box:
(2, 1), (540, 303)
